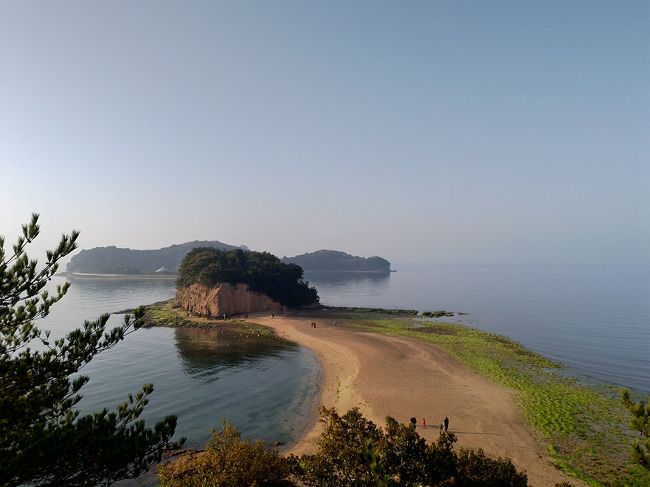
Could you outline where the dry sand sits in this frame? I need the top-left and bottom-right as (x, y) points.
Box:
(250, 314), (584, 487)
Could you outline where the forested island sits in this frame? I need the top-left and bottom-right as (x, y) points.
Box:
(175, 248), (319, 312)
(65, 243), (391, 275)
(282, 250), (391, 272)
(66, 240), (242, 275)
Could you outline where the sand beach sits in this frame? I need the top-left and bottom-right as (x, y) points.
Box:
(250, 314), (585, 487)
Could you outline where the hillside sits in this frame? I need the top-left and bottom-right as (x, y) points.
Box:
(66, 240), (241, 275)
(282, 250), (391, 272)
(66, 243), (391, 275)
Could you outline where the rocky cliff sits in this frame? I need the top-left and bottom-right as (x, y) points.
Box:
(174, 283), (283, 317)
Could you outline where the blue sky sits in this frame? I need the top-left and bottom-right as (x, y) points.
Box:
(1, 1), (648, 265)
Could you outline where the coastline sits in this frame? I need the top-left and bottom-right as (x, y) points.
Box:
(247, 312), (584, 487)
(58, 269), (395, 279)
(60, 272), (177, 280)
(139, 302), (647, 486)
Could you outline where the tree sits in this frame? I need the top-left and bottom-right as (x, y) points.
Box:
(622, 389), (650, 469)
(158, 419), (291, 487)
(176, 247), (319, 308)
(0, 214), (178, 486)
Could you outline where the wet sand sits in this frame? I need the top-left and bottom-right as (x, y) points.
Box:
(250, 314), (584, 487)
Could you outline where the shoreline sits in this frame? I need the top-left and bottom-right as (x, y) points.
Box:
(57, 269), (395, 280)
(246, 312), (584, 487)
(140, 302), (646, 486)
(59, 272), (177, 280)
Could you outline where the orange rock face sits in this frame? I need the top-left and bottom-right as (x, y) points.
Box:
(174, 283), (283, 317)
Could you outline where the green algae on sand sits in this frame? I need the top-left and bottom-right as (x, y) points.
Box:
(340, 314), (650, 487)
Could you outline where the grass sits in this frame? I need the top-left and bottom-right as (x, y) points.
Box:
(345, 316), (650, 487)
(323, 306), (419, 316)
(138, 300), (280, 341)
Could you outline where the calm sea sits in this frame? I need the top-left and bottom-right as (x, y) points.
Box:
(305, 264), (650, 393)
(42, 276), (319, 449)
(41, 263), (649, 450)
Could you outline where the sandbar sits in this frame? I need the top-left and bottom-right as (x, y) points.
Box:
(249, 314), (585, 487)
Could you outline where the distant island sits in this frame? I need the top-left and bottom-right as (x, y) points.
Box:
(65, 240), (244, 275)
(65, 243), (391, 275)
(282, 250), (391, 272)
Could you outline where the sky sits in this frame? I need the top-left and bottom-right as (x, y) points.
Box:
(1, 1), (648, 266)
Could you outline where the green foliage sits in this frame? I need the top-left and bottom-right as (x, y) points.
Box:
(295, 407), (383, 485)
(177, 247), (319, 308)
(292, 407), (528, 486)
(621, 389), (650, 469)
(159, 407), (528, 486)
(0, 214), (178, 486)
(158, 419), (291, 487)
(453, 448), (528, 486)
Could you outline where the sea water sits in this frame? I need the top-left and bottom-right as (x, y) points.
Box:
(305, 263), (650, 393)
(41, 276), (319, 448)
(39, 263), (649, 452)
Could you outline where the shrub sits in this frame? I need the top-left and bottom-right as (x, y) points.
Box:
(292, 407), (528, 486)
(160, 408), (529, 486)
(158, 419), (291, 487)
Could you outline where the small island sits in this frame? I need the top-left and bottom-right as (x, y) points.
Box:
(66, 240), (243, 275)
(282, 250), (391, 272)
(175, 248), (319, 317)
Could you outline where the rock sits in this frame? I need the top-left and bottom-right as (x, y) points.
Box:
(174, 283), (283, 317)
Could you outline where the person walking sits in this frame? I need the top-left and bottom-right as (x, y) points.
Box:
(422, 418), (426, 429)
(444, 416), (449, 432)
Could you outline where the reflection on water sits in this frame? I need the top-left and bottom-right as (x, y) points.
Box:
(305, 271), (391, 306)
(43, 276), (320, 450)
(174, 327), (294, 382)
(75, 325), (319, 449)
(304, 270), (391, 286)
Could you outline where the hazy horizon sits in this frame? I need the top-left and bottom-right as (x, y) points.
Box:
(2, 1), (648, 266)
